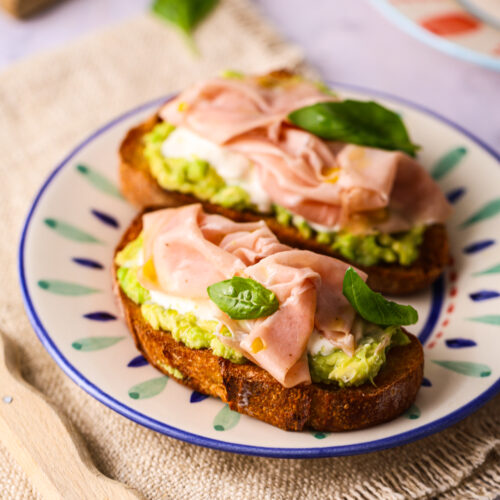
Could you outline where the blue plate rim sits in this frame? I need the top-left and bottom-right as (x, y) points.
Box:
(371, 0), (500, 71)
(18, 84), (500, 458)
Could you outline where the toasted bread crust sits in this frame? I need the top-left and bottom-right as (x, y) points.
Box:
(119, 116), (449, 295)
(113, 213), (424, 432)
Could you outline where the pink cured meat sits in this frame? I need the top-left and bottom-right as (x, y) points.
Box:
(230, 135), (451, 231)
(138, 204), (287, 297)
(160, 76), (335, 144)
(242, 250), (365, 387)
(159, 75), (451, 232)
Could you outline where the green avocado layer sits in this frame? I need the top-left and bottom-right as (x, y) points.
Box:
(116, 238), (245, 365)
(274, 205), (424, 267)
(141, 303), (245, 364)
(143, 122), (253, 211)
(116, 236), (409, 386)
(143, 122), (424, 267)
(309, 325), (409, 387)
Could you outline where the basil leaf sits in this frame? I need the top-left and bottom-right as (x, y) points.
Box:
(342, 267), (418, 326)
(152, 0), (218, 37)
(288, 100), (419, 156)
(207, 277), (279, 320)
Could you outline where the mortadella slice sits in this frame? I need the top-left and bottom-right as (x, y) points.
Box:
(233, 250), (366, 387)
(158, 74), (451, 233)
(139, 204), (286, 297)
(160, 75), (335, 144)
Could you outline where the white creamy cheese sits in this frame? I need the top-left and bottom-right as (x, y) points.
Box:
(149, 288), (335, 357)
(147, 289), (254, 343)
(138, 246), (219, 323)
(138, 247), (338, 357)
(307, 219), (341, 234)
(161, 127), (272, 212)
(136, 251), (144, 266)
(307, 329), (337, 356)
(149, 290), (217, 322)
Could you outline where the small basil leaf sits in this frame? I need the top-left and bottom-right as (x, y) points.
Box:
(207, 277), (279, 320)
(288, 100), (419, 156)
(152, 0), (218, 36)
(342, 267), (418, 326)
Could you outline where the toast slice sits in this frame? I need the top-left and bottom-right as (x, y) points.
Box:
(119, 116), (449, 295)
(113, 212), (424, 432)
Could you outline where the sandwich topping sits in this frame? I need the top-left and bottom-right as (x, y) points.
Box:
(116, 205), (416, 388)
(142, 72), (451, 267)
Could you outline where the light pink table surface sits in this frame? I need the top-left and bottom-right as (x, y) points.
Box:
(0, 0), (498, 154)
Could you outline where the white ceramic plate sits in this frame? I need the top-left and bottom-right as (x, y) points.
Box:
(19, 85), (500, 457)
(372, 0), (500, 71)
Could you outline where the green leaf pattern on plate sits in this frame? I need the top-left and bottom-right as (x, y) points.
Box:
(213, 404), (240, 431)
(431, 147), (467, 180)
(128, 376), (168, 400)
(473, 263), (500, 276)
(403, 404), (421, 420)
(467, 315), (500, 326)
(312, 432), (331, 439)
(38, 280), (100, 295)
(460, 198), (500, 228)
(432, 361), (491, 377)
(76, 164), (124, 199)
(44, 218), (101, 243)
(72, 336), (125, 351)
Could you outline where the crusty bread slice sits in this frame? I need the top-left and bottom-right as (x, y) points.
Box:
(119, 115), (449, 295)
(113, 212), (424, 432)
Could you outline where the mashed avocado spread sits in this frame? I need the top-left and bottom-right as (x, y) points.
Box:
(116, 237), (245, 365)
(116, 236), (409, 386)
(309, 326), (409, 387)
(143, 122), (424, 267)
(144, 122), (253, 211)
(274, 205), (424, 267)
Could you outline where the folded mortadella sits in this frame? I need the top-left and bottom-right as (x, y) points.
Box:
(139, 204), (287, 297)
(160, 75), (335, 144)
(159, 75), (451, 233)
(138, 205), (367, 387)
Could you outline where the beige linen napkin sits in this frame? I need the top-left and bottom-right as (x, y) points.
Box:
(0, 1), (498, 498)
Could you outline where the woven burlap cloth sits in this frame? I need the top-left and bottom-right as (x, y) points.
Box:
(0, 1), (498, 498)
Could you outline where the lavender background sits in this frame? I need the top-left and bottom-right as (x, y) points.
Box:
(0, 0), (499, 154)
